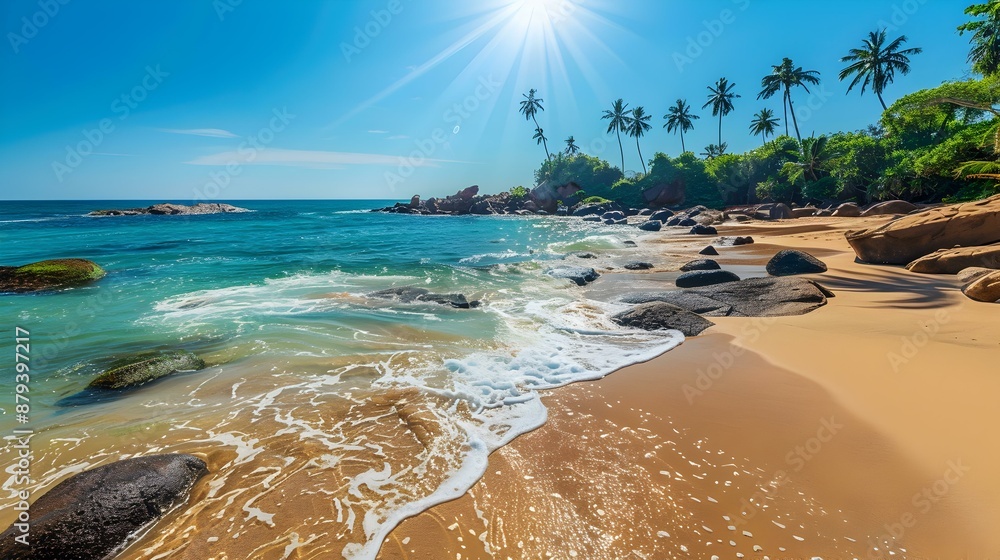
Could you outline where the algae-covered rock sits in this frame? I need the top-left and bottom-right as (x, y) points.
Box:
(0, 259), (105, 293)
(88, 351), (206, 390)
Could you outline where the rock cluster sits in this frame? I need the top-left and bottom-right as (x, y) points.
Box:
(90, 203), (250, 216)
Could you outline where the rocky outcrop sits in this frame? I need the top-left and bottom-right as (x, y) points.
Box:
(369, 287), (480, 308)
(766, 250), (828, 276)
(0, 259), (106, 293)
(90, 203), (249, 216)
(846, 195), (1000, 264)
(832, 203), (862, 217)
(962, 270), (1000, 302)
(0, 454), (208, 560)
(379, 184), (584, 216)
(546, 266), (600, 286)
(611, 302), (714, 336)
(675, 270), (741, 288)
(860, 200), (919, 217)
(905, 244), (1000, 274)
(87, 351), (206, 390)
(680, 259), (721, 272)
(621, 277), (832, 317)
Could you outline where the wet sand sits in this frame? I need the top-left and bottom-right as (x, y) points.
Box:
(379, 217), (1000, 559)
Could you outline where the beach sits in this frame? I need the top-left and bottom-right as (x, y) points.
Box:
(380, 216), (1000, 559)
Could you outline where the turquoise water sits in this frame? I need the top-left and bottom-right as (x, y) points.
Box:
(0, 200), (681, 559)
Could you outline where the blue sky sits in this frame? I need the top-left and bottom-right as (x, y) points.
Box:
(0, 0), (976, 201)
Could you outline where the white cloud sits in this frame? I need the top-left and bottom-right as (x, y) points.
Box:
(185, 148), (464, 169)
(159, 128), (239, 138)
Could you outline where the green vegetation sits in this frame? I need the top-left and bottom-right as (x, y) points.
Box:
(519, 3), (1000, 210)
(1, 258), (106, 293)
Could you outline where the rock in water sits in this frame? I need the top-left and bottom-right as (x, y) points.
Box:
(368, 287), (479, 308)
(0, 454), (208, 560)
(623, 261), (654, 270)
(676, 270), (741, 288)
(611, 302), (715, 336)
(766, 250), (828, 276)
(546, 266), (600, 286)
(699, 246), (719, 256)
(90, 203), (250, 216)
(0, 259), (106, 293)
(905, 243), (1000, 274)
(680, 259), (721, 272)
(846, 195), (1000, 264)
(88, 351), (206, 390)
(962, 270), (1000, 302)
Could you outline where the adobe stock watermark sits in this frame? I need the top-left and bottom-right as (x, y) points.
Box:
(213, 0), (243, 21)
(193, 107), (295, 202)
(887, 309), (950, 373)
(384, 74), (501, 191)
(7, 0), (71, 54)
(866, 459), (969, 558)
(341, 0), (406, 63)
(731, 416), (844, 528)
(877, 0), (929, 33)
(672, 0), (750, 73)
(51, 65), (170, 182)
(682, 316), (777, 404)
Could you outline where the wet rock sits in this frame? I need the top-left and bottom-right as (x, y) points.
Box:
(87, 351), (206, 390)
(582, 216), (602, 222)
(618, 291), (732, 316)
(623, 240), (638, 247)
(601, 211), (625, 221)
(369, 287), (480, 308)
(676, 270), (741, 288)
(611, 302), (715, 336)
(0, 454), (208, 560)
(546, 266), (600, 286)
(0, 259), (106, 293)
(572, 203), (606, 217)
(766, 250), (828, 276)
(623, 261), (654, 270)
(680, 259), (721, 272)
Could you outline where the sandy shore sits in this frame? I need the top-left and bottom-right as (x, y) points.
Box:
(378, 217), (1000, 559)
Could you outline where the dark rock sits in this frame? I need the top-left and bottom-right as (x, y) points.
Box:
(546, 266), (600, 286)
(638, 220), (662, 232)
(642, 179), (686, 207)
(618, 291), (732, 316)
(699, 246), (720, 256)
(90, 203), (250, 216)
(572, 203), (605, 217)
(621, 277), (832, 317)
(689, 225), (718, 235)
(556, 206), (569, 216)
(678, 218), (698, 227)
(638, 208), (654, 216)
(0, 454), (208, 560)
(680, 259), (721, 272)
(87, 351), (206, 390)
(573, 252), (597, 259)
(665, 217), (682, 226)
(624, 261), (654, 270)
(601, 211), (625, 221)
(0, 259), (106, 293)
(734, 236), (755, 245)
(582, 215), (602, 222)
(846, 195), (1000, 264)
(766, 250), (828, 276)
(625, 208), (641, 217)
(611, 302), (714, 336)
(623, 240), (638, 247)
(769, 203), (793, 220)
(676, 270), (741, 288)
(410, 195), (421, 208)
(369, 287), (479, 308)
(650, 209), (674, 222)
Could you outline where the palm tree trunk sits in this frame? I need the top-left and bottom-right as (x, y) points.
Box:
(616, 130), (625, 172)
(636, 137), (646, 174)
(787, 88), (802, 142)
(531, 115), (550, 160)
(877, 91), (888, 111)
(718, 112), (723, 146)
(783, 98), (789, 137)
(680, 131), (686, 154)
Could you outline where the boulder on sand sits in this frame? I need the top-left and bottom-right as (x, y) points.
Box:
(624, 261), (654, 270)
(638, 220), (662, 232)
(962, 270), (1000, 302)
(675, 269), (741, 288)
(860, 200), (919, 217)
(766, 250), (828, 276)
(680, 259), (721, 272)
(369, 286), (480, 308)
(621, 276), (832, 317)
(699, 246), (719, 256)
(0, 259), (106, 293)
(87, 350), (206, 390)
(958, 267), (996, 284)
(845, 194), (1000, 265)
(832, 203), (861, 217)
(0, 454), (208, 560)
(611, 302), (715, 336)
(905, 243), (1000, 274)
(689, 224), (717, 235)
(546, 266), (600, 286)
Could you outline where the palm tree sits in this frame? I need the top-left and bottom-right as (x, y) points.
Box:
(664, 99), (699, 154)
(749, 108), (780, 145)
(701, 143), (727, 159)
(627, 106), (652, 174)
(787, 136), (833, 184)
(958, 2), (1000, 77)
(533, 127), (548, 153)
(758, 58), (820, 142)
(839, 29), (923, 110)
(519, 89), (550, 159)
(703, 78), (740, 146)
(602, 98), (630, 171)
(564, 136), (580, 155)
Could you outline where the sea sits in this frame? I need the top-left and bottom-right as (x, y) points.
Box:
(0, 200), (682, 559)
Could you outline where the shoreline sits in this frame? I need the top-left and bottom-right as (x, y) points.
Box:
(378, 217), (1000, 559)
